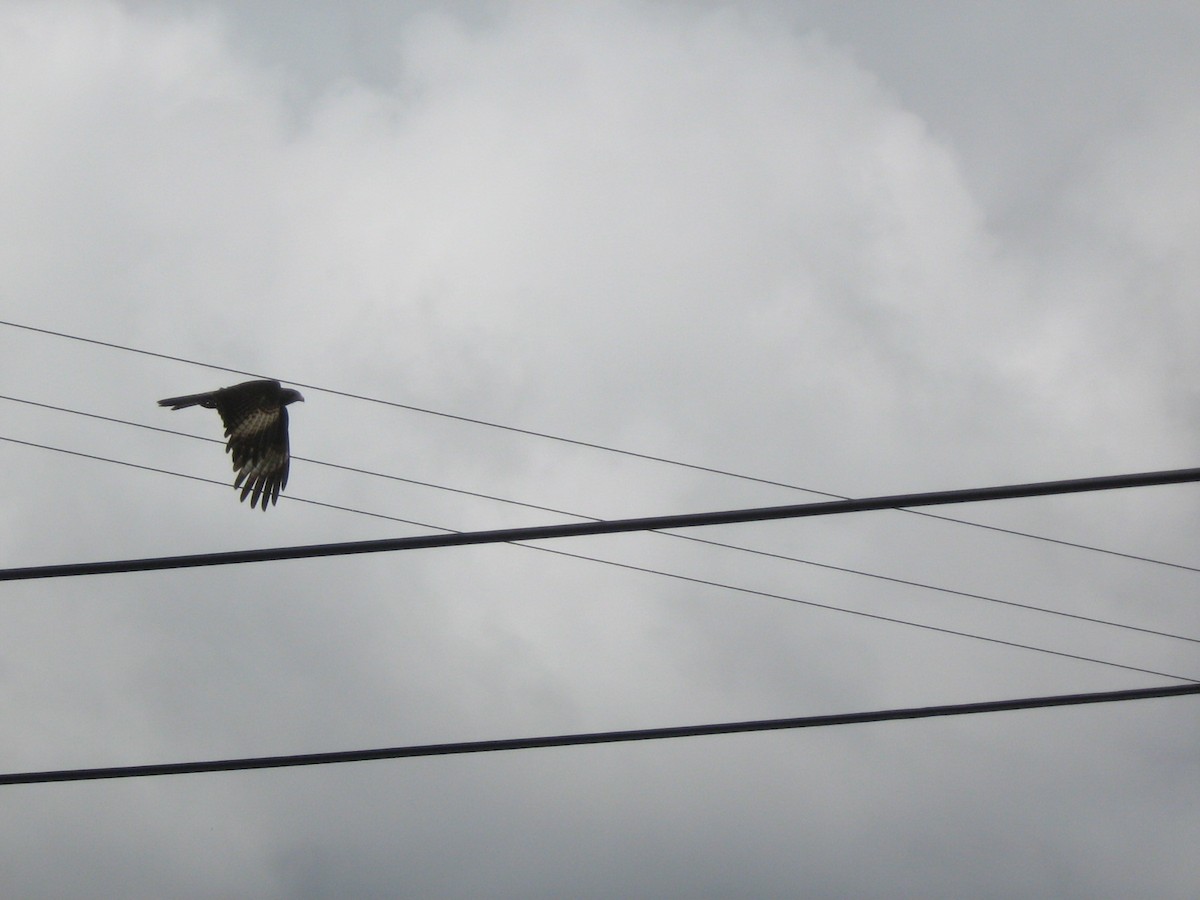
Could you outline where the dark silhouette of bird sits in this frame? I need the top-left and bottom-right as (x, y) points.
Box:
(158, 379), (304, 511)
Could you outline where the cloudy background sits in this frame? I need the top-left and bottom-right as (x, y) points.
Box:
(2, 0), (1199, 895)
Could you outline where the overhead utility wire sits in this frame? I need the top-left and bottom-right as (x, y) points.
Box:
(2, 434), (1191, 682)
(4, 465), (1199, 582)
(9, 391), (1200, 579)
(530, 543), (1195, 682)
(2, 318), (1186, 571)
(3, 399), (1199, 648)
(0, 393), (558, 516)
(0, 435), (444, 530)
(4, 682), (1197, 785)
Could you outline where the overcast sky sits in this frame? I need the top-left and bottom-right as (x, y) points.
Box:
(2, 1), (1199, 896)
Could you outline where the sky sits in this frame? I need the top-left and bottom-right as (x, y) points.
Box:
(1, 0), (1199, 896)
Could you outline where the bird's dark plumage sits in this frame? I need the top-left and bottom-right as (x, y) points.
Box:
(158, 379), (304, 511)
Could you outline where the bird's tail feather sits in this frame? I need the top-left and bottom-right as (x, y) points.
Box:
(157, 392), (215, 410)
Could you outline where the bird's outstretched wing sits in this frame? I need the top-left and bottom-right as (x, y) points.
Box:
(159, 379), (300, 510)
(218, 384), (292, 511)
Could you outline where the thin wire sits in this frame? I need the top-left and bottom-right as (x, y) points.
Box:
(4, 393), (1199, 647)
(1, 434), (1197, 682)
(0, 435), (444, 530)
(0, 394), (576, 519)
(4, 327), (1194, 775)
(4, 682), (1197, 785)
(3, 318), (1192, 571)
(522, 543), (1197, 682)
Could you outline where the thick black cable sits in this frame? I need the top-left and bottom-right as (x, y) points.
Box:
(9, 443), (1197, 682)
(2, 435), (1194, 681)
(5, 330), (1196, 764)
(6, 395), (1197, 645)
(3, 464), (1199, 582)
(4, 439), (1195, 681)
(4, 682), (1197, 785)
(5, 318), (1191, 569)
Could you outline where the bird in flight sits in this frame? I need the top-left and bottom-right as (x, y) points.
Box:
(158, 379), (304, 511)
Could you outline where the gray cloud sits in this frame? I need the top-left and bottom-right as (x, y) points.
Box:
(2, 1), (1198, 896)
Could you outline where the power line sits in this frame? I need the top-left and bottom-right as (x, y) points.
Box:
(4, 682), (1196, 785)
(1, 319), (822, 481)
(6, 327), (1197, 771)
(4, 464), (1199, 582)
(0, 393), (626, 520)
(0, 435), (445, 529)
(7, 394), (1197, 646)
(7, 434), (1190, 681)
(5, 318), (1191, 570)
(529, 543), (1196, 682)
(3, 434), (1193, 681)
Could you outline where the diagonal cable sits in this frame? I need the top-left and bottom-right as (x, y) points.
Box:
(3, 682), (1198, 785)
(1, 433), (1197, 683)
(3, 318), (1196, 571)
(3, 393), (1199, 646)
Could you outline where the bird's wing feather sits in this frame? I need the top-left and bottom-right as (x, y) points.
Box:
(212, 383), (291, 510)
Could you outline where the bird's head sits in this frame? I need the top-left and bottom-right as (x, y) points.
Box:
(282, 388), (305, 406)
